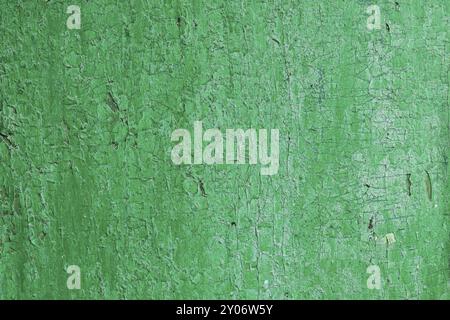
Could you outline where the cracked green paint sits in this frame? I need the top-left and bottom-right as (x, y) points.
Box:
(0, 0), (448, 299)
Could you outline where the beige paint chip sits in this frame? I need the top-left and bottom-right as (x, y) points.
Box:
(385, 233), (396, 245)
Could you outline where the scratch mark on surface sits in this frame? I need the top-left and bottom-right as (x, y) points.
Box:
(0, 132), (16, 149)
(425, 170), (432, 201)
(198, 179), (207, 197)
(406, 173), (412, 196)
(106, 92), (119, 112)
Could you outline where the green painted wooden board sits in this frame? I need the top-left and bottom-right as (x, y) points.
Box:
(0, 0), (448, 299)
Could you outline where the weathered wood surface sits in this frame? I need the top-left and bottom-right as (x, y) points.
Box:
(0, 0), (448, 299)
